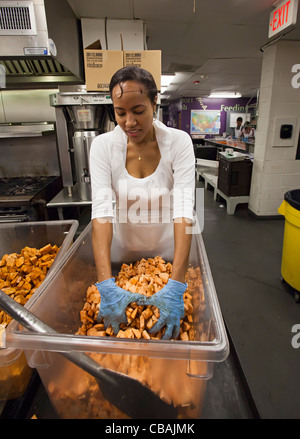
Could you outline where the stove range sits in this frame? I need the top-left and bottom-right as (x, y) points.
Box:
(0, 176), (58, 200)
(0, 176), (60, 202)
(0, 176), (62, 222)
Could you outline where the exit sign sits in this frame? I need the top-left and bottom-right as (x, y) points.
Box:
(268, 0), (298, 38)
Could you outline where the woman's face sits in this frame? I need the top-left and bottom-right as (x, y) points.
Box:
(112, 80), (157, 144)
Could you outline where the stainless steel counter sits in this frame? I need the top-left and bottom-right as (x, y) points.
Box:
(47, 184), (91, 219)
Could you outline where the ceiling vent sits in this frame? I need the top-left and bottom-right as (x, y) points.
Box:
(0, 1), (37, 35)
(0, 58), (70, 76)
(0, 0), (84, 87)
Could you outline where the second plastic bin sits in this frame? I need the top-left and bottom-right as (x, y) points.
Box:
(278, 190), (300, 300)
(6, 222), (229, 419)
(0, 220), (78, 402)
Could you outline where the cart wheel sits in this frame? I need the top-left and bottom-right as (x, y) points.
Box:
(295, 291), (300, 303)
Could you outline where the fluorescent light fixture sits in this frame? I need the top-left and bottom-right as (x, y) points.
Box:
(209, 92), (242, 98)
(161, 75), (175, 87)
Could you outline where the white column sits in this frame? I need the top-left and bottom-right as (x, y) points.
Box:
(249, 40), (300, 216)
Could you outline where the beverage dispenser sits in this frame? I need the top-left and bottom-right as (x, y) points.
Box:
(50, 87), (115, 201)
(65, 104), (103, 201)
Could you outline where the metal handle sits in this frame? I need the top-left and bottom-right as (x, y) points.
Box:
(0, 289), (55, 335)
(0, 289), (116, 387)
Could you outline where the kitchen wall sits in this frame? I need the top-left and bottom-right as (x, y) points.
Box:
(163, 96), (255, 137)
(249, 40), (300, 216)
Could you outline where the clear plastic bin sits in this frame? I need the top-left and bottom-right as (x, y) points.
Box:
(6, 222), (229, 418)
(0, 220), (78, 402)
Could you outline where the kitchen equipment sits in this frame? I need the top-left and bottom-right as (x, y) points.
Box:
(5, 222), (229, 419)
(72, 131), (98, 201)
(50, 89), (115, 202)
(0, 176), (62, 222)
(0, 220), (78, 403)
(0, 0), (83, 88)
(0, 290), (177, 419)
(217, 155), (253, 197)
(0, 121), (64, 222)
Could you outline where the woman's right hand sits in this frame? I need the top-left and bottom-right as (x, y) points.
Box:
(95, 278), (147, 334)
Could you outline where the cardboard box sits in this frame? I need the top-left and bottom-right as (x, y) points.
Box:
(84, 40), (123, 92)
(123, 50), (161, 90)
(83, 41), (162, 92)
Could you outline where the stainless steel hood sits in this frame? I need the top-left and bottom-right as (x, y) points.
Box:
(0, 0), (84, 88)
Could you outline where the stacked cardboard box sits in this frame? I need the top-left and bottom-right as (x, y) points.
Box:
(84, 40), (161, 92)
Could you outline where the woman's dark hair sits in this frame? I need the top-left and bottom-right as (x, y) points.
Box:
(109, 66), (158, 103)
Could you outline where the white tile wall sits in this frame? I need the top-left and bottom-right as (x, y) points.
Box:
(252, 158), (265, 174)
(273, 85), (300, 103)
(285, 144), (299, 160)
(261, 173), (282, 187)
(254, 128), (269, 149)
(274, 102), (300, 115)
(257, 102), (272, 123)
(265, 145), (285, 161)
(248, 193), (260, 213)
(249, 40), (300, 216)
(264, 160), (300, 174)
(259, 85), (274, 104)
(281, 173), (300, 186)
(253, 143), (266, 161)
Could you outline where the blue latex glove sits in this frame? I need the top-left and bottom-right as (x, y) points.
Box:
(146, 279), (187, 340)
(95, 278), (146, 335)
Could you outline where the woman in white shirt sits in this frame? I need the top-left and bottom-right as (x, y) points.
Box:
(241, 122), (255, 139)
(90, 66), (195, 339)
(233, 116), (244, 138)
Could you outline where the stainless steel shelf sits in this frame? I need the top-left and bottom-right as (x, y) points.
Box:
(0, 123), (55, 138)
(47, 185), (91, 208)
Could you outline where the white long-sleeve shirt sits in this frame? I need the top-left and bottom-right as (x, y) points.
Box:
(90, 119), (195, 222)
(90, 119), (195, 260)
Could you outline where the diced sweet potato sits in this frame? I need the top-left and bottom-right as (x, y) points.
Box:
(142, 329), (151, 339)
(72, 258), (208, 418)
(77, 256), (206, 345)
(0, 243), (60, 328)
(39, 244), (52, 255)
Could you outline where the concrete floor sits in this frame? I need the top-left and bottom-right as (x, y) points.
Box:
(197, 180), (300, 419)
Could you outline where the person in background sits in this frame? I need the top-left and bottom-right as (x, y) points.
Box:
(250, 117), (256, 138)
(242, 121), (255, 139)
(232, 116), (244, 138)
(90, 66), (195, 340)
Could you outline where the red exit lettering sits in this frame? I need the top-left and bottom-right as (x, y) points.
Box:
(270, 0), (291, 31)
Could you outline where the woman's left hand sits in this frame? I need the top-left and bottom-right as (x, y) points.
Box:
(146, 279), (187, 340)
